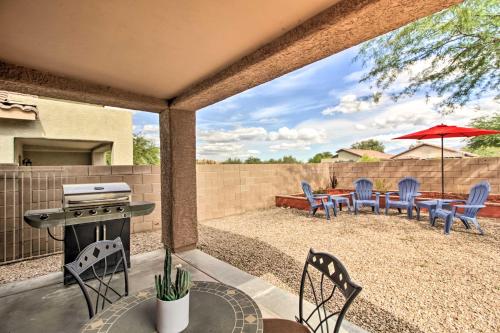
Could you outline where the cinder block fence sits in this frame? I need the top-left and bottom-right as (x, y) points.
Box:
(0, 157), (498, 263)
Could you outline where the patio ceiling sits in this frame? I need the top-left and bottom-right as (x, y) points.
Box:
(0, 0), (462, 112)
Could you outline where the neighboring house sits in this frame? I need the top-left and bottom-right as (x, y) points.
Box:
(0, 91), (133, 166)
(391, 143), (478, 160)
(322, 148), (393, 162)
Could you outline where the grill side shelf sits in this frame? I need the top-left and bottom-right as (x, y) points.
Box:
(24, 208), (65, 229)
(129, 201), (155, 217)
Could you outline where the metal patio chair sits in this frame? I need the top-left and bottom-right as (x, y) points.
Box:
(264, 248), (362, 333)
(65, 237), (129, 318)
(384, 177), (421, 218)
(350, 178), (380, 214)
(432, 181), (490, 235)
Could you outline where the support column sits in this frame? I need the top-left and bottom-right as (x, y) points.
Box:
(160, 108), (198, 252)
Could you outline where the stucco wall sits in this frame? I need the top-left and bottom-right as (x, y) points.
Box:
(393, 145), (466, 160)
(0, 93), (133, 165)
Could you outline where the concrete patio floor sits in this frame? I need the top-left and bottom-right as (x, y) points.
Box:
(0, 249), (366, 333)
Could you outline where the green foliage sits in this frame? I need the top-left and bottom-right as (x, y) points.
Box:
(133, 133), (160, 165)
(355, 0), (500, 112)
(275, 155), (302, 164)
(464, 146), (500, 157)
(351, 139), (385, 152)
(308, 151), (334, 163)
(222, 155), (302, 164)
(222, 158), (242, 164)
(105, 151), (112, 165)
(155, 248), (191, 301)
(358, 155), (380, 163)
(465, 113), (500, 150)
(374, 179), (389, 192)
(196, 159), (217, 164)
(245, 157), (262, 164)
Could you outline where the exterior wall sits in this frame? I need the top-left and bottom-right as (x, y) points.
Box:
(1, 158), (498, 262)
(0, 165), (160, 263)
(322, 151), (360, 163)
(196, 158), (499, 221)
(0, 93), (133, 165)
(392, 145), (466, 159)
(196, 164), (329, 221)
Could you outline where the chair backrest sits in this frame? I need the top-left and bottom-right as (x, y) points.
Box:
(298, 249), (362, 333)
(464, 181), (490, 217)
(65, 237), (129, 319)
(353, 178), (373, 200)
(301, 181), (316, 205)
(398, 177), (420, 202)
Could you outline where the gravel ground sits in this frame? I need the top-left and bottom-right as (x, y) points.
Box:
(198, 207), (500, 333)
(0, 229), (163, 285)
(2, 208), (498, 333)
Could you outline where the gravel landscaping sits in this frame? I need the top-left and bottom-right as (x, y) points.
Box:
(198, 207), (500, 333)
(1, 207), (498, 333)
(0, 229), (163, 285)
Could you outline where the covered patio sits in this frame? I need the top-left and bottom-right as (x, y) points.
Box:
(0, 1), (464, 332)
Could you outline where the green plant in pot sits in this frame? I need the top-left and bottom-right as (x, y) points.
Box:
(155, 248), (191, 333)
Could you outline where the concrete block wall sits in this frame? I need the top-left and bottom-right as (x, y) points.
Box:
(196, 163), (329, 221)
(0, 165), (161, 263)
(329, 157), (500, 194)
(196, 158), (499, 221)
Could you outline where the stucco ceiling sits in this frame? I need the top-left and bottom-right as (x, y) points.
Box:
(0, 0), (339, 100)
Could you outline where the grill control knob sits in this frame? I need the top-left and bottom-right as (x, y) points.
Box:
(74, 211), (82, 217)
(103, 208), (111, 213)
(117, 207), (125, 213)
(89, 209), (97, 216)
(40, 213), (49, 221)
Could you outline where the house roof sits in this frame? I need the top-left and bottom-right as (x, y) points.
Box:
(336, 148), (393, 159)
(390, 143), (478, 159)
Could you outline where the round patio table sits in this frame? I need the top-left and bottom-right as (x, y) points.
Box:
(80, 281), (263, 333)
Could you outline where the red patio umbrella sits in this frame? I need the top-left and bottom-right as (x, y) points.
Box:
(393, 124), (500, 198)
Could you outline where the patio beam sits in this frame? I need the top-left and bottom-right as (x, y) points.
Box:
(171, 0), (462, 111)
(0, 61), (167, 113)
(160, 107), (198, 251)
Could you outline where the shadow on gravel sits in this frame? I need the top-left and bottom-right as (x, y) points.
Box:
(198, 224), (425, 333)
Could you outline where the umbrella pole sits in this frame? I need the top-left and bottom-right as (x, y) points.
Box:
(441, 136), (444, 199)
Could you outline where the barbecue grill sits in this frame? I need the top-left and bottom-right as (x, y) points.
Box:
(24, 182), (155, 284)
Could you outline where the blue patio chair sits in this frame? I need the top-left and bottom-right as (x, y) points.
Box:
(384, 177), (421, 218)
(432, 181), (490, 235)
(350, 178), (379, 214)
(301, 181), (331, 220)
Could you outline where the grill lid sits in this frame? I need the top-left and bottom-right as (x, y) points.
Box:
(63, 182), (131, 196)
(63, 183), (131, 209)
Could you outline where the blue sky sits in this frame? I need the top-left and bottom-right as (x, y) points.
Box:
(133, 44), (496, 162)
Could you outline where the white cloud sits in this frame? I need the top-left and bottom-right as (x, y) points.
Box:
(269, 142), (312, 151)
(354, 124), (367, 130)
(197, 143), (243, 155)
(142, 124), (159, 132)
(198, 127), (267, 143)
(247, 150), (260, 155)
(322, 94), (372, 115)
(268, 127), (326, 143)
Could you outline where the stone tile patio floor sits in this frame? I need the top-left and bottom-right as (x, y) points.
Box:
(0, 248), (365, 333)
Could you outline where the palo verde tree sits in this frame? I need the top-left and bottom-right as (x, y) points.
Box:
(464, 112), (500, 156)
(355, 0), (500, 112)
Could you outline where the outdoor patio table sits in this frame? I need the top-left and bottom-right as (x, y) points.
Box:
(328, 195), (352, 215)
(80, 281), (263, 333)
(416, 200), (457, 224)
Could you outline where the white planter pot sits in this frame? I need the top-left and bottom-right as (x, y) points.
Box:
(156, 292), (190, 333)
